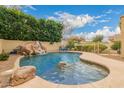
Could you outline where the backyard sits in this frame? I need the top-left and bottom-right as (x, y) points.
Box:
(0, 5), (124, 88)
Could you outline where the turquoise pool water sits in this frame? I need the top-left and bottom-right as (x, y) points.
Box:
(20, 52), (108, 85)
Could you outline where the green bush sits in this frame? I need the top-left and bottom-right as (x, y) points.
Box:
(82, 45), (94, 52)
(0, 6), (63, 42)
(111, 41), (121, 50)
(99, 43), (108, 53)
(66, 39), (76, 50)
(74, 43), (107, 53)
(0, 53), (9, 61)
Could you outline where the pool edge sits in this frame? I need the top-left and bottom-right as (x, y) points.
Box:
(12, 51), (124, 88)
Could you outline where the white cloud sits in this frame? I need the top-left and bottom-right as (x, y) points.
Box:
(94, 14), (107, 19)
(90, 19), (111, 27)
(48, 16), (57, 20)
(104, 9), (122, 15)
(115, 26), (121, 34)
(99, 19), (110, 23)
(89, 18), (111, 27)
(49, 11), (95, 39)
(105, 9), (113, 14)
(49, 11), (116, 39)
(73, 26), (120, 42)
(26, 5), (37, 11)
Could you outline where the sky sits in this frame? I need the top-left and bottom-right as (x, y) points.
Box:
(12, 5), (124, 41)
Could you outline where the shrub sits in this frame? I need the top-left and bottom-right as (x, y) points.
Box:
(0, 53), (9, 61)
(81, 45), (94, 52)
(0, 6), (63, 42)
(99, 43), (108, 53)
(73, 43), (107, 53)
(66, 39), (76, 50)
(67, 36), (85, 50)
(111, 41), (121, 50)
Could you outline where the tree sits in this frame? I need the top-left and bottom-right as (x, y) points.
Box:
(92, 35), (104, 42)
(0, 6), (63, 42)
(38, 19), (63, 42)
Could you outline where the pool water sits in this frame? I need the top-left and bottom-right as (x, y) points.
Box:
(20, 52), (108, 85)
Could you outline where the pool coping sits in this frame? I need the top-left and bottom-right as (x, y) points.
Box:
(11, 51), (124, 88)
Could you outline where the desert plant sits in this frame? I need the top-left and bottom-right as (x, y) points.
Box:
(99, 43), (108, 53)
(111, 41), (121, 50)
(67, 39), (75, 50)
(0, 53), (9, 61)
(111, 41), (121, 54)
(74, 43), (107, 53)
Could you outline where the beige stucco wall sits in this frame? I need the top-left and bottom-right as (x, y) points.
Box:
(0, 39), (61, 53)
(120, 16), (124, 57)
(1, 39), (25, 53)
(41, 42), (61, 52)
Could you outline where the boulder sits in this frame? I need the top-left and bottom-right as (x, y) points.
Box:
(10, 66), (36, 86)
(14, 41), (47, 56)
(58, 61), (69, 70)
(14, 45), (32, 56)
(0, 70), (14, 87)
(32, 41), (46, 54)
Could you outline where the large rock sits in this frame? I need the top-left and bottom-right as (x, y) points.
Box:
(0, 70), (14, 87)
(31, 41), (46, 54)
(14, 41), (46, 56)
(10, 66), (36, 86)
(13, 45), (32, 55)
(58, 61), (70, 70)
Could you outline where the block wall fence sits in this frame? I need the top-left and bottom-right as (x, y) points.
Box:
(0, 39), (61, 53)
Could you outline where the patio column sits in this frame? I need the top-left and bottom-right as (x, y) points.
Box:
(120, 16), (124, 57)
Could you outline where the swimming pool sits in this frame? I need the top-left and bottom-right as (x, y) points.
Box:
(20, 52), (108, 85)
